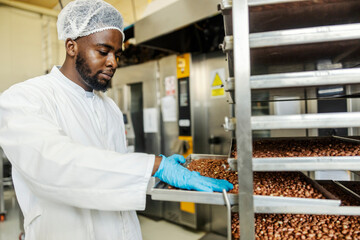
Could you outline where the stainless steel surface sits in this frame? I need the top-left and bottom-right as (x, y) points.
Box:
(158, 55), (178, 156)
(112, 61), (162, 219)
(151, 182), (236, 205)
(332, 135), (360, 144)
(252, 112), (360, 130)
(191, 52), (231, 155)
(219, 36), (233, 52)
(253, 157), (360, 171)
(250, 68), (360, 90)
(222, 190), (231, 240)
(347, 84), (360, 136)
(218, 0), (233, 37)
(151, 183), (341, 207)
(248, 0), (307, 6)
(222, 117), (236, 132)
(233, 0), (255, 239)
(179, 204), (211, 230)
(255, 205), (360, 215)
(184, 154), (228, 163)
(112, 60), (161, 155)
(134, 0), (220, 44)
(161, 198), (211, 231)
(224, 77), (234, 91)
(250, 23), (360, 48)
(219, 0), (232, 10)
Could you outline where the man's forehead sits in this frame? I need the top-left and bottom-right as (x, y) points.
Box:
(79, 30), (123, 48)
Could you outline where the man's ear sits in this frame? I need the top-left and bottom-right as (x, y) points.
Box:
(65, 38), (77, 57)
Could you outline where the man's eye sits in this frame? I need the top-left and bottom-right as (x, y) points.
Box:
(99, 51), (108, 56)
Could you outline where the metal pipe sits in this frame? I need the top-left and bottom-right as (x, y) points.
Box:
(0, 0), (59, 17)
(222, 189), (232, 240)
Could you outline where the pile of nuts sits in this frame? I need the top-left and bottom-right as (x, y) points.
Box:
(253, 172), (325, 199)
(231, 138), (360, 158)
(317, 181), (360, 206)
(186, 158), (325, 198)
(232, 213), (360, 240)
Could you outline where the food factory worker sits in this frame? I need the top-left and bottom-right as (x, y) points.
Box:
(0, 0), (233, 239)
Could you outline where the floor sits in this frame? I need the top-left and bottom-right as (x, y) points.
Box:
(0, 189), (21, 240)
(0, 188), (209, 240)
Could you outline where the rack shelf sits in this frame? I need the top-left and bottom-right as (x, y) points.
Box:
(251, 112), (360, 130)
(251, 68), (360, 89)
(250, 23), (360, 48)
(151, 182), (360, 215)
(254, 205), (360, 215)
(252, 157), (360, 171)
(249, 0), (307, 6)
(151, 184), (341, 207)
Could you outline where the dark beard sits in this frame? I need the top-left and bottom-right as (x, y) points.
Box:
(75, 53), (110, 92)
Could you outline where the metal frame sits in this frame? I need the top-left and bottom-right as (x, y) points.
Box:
(222, 190), (232, 240)
(253, 157), (360, 171)
(248, 0), (307, 6)
(250, 68), (360, 90)
(233, 0), (255, 239)
(252, 112), (360, 130)
(151, 183), (342, 207)
(232, 0), (360, 239)
(250, 23), (360, 48)
(254, 205), (360, 215)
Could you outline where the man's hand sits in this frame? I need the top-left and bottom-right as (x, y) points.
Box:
(154, 154), (233, 192)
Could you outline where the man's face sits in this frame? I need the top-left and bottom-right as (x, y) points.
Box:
(74, 29), (123, 92)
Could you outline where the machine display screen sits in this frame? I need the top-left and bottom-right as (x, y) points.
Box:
(179, 79), (188, 107)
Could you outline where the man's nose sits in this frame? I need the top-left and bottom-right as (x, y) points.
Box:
(106, 53), (118, 69)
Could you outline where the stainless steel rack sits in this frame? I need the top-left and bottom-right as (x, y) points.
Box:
(230, 0), (360, 239)
(148, 0), (360, 239)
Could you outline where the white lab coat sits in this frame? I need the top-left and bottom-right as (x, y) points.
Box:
(0, 66), (155, 240)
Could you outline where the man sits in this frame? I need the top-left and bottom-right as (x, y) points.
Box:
(0, 0), (233, 239)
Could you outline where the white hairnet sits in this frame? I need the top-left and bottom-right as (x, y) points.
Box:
(57, 0), (125, 41)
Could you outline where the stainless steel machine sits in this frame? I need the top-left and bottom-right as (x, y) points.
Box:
(111, 52), (234, 226)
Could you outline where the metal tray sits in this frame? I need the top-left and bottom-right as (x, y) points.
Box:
(336, 181), (360, 199)
(229, 136), (360, 171)
(317, 180), (360, 206)
(151, 154), (341, 207)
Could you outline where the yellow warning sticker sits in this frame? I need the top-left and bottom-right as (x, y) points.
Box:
(210, 68), (226, 98)
(212, 73), (223, 87)
(211, 88), (225, 97)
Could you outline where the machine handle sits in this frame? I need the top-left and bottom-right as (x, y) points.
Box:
(222, 189), (232, 240)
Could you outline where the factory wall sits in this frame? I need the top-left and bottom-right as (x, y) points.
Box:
(0, 5), (65, 92)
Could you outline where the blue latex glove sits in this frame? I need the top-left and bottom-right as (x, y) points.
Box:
(154, 154), (233, 192)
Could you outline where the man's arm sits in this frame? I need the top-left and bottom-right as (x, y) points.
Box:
(0, 84), (155, 211)
(152, 156), (162, 175)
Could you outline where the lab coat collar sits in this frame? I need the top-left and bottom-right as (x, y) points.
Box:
(50, 66), (96, 99)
